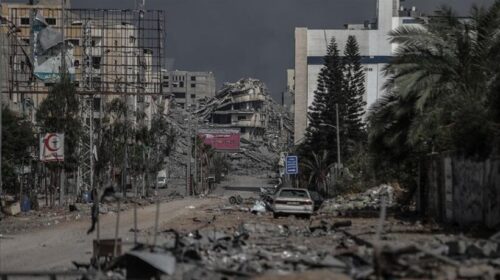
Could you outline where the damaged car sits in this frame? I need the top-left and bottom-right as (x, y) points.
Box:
(272, 188), (314, 219)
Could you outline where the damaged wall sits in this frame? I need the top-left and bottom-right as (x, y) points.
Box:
(420, 155), (500, 228)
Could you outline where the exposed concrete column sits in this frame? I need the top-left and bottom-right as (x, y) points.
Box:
(293, 27), (308, 145)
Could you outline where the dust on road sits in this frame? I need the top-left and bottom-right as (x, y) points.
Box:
(0, 197), (221, 271)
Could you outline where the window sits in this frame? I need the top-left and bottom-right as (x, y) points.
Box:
(173, 83), (178, 88)
(74, 60), (80, 68)
(92, 57), (101, 69)
(164, 76), (169, 80)
(68, 39), (79, 46)
(20, 18), (30, 25)
(173, 92), (186, 98)
(163, 82), (169, 87)
(93, 98), (101, 112)
(238, 116), (246, 120)
(191, 83), (196, 88)
(22, 38), (30, 44)
(190, 94), (196, 99)
(191, 76), (196, 81)
(129, 37), (136, 44)
(46, 18), (56, 25)
(179, 81), (184, 88)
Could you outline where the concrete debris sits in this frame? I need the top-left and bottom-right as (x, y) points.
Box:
(320, 184), (396, 215)
(92, 218), (500, 279)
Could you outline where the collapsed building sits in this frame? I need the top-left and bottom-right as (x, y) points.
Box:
(194, 78), (294, 174)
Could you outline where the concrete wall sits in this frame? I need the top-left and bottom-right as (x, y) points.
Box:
(420, 155), (500, 228)
(294, 28), (307, 144)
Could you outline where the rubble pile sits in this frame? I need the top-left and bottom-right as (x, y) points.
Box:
(167, 78), (293, 176)
(320, 185), (397, 216)
(97, 217), (500, 279)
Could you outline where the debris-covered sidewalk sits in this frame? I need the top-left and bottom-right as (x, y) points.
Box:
(89, 198), (500, 280)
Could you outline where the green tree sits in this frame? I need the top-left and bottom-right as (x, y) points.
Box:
(1, 107), (35, 195)
(368, 2), (500, 187)
(36, 77), (82, 171)
(342, 35), (367, 156)
(301, 150), (334, 197)
(301, 37), (344, 163)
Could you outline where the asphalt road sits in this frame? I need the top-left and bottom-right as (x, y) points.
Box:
(0, 197), (218, 271)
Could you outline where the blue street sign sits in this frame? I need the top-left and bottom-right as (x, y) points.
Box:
(286, 155), (298, 175)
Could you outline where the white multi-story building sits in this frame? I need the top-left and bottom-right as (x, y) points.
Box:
(293, 0), (422, 144)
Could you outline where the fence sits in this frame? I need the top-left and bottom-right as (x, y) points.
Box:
(418, 155), (500, 228)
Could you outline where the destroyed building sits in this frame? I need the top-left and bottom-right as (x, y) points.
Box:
(161, 69), (216, 109)
(0, 0), (166, 127)
(206, 78), (271, 141)
(192, 78), (293, 174)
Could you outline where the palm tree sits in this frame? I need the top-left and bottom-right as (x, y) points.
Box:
(301, 150), (335, 197)
(371, 2), (500, 160)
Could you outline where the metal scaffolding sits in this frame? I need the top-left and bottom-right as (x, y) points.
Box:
(0, 6), (165, 197)
(2, 7), (164, 96)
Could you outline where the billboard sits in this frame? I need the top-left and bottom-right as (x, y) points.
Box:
(198, 129), (240, 152)
(40, 133), (65, 162)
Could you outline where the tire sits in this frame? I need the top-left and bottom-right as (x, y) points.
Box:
(236, 195), (243, 204)
(229, 196), (237, 205)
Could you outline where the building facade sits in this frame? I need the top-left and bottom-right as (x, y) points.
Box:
(293, 0), (422, 144)
(161, 70), (216, 109)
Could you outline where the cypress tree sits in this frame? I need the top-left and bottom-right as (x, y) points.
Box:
(342, 35), (367, 157)
(303, 37), (344, 163)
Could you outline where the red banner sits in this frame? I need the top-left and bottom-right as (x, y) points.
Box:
(198, 129), (240, 152)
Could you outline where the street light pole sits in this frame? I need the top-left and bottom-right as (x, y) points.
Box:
(335, 103), (341, 167)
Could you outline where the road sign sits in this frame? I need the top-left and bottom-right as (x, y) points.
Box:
(40, 133), (64, 162)
(286, 155), (298, 175)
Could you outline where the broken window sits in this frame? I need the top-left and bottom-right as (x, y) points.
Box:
(46, 18), (56, 25)
(179, 81), (184, 87)
(190, 94), (196, 99)
(20, 18), (30, 25)
(191, 76), (196, 81)
(92, 57), (101, 69)
(238, 116), (246, 120)
(174, 92), (186, 98)
(279, 189), (309, 198)
(191, 83), (196, 88)
(68, 39), (80, 46)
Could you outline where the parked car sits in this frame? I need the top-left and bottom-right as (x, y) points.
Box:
(272, 188), (314, 219)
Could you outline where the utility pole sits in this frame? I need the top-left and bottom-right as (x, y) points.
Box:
(335, 103), (341, 167)
(193, 105), (198, 194)
(0, 9), (3, 200)
(186, 112), (191, 196)
(60, 0), (66, 73)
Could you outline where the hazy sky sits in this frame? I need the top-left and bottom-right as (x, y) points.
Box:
(11, 0), (496, 99)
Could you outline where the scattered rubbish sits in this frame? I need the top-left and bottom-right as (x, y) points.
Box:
(3, 201), (21, 216)
(320, 184), (397, 215)
(69, 204), (78, 212)
(186, 205), (196, 209)
(250, 200), (267, 214)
